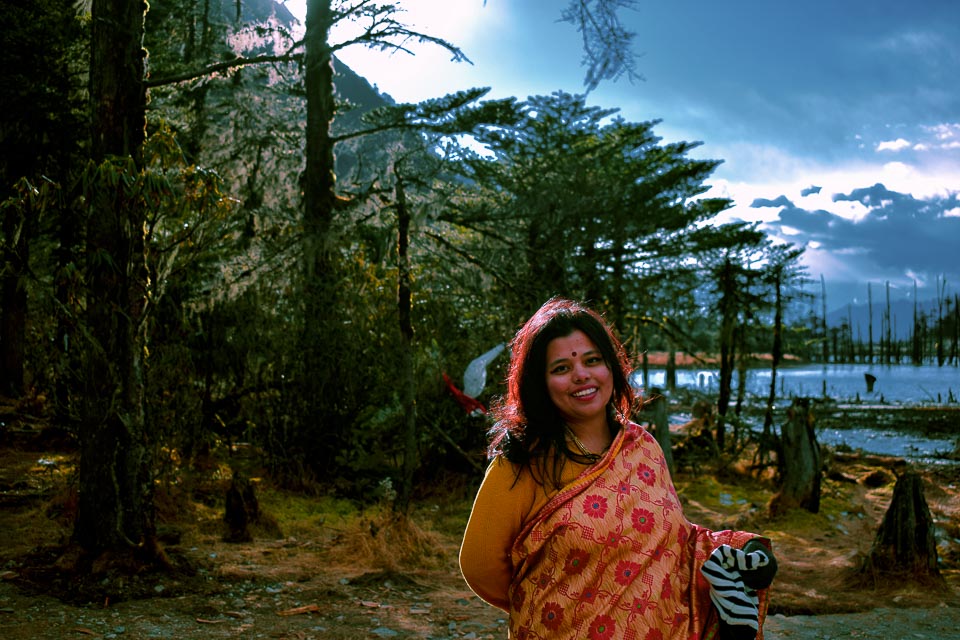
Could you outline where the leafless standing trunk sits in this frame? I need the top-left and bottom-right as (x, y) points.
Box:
(867, 282), (874, 364)
(769, 398), (821, 516)
(648, 391), (673, 476)
(394, 166), (418, 513)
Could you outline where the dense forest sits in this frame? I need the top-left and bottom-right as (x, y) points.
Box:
(0, 0), (957, 579)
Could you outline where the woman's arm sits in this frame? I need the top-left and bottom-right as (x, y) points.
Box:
(459, 458), (535, 611)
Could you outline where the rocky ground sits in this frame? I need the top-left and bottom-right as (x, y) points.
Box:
(1, 417), (959, 639)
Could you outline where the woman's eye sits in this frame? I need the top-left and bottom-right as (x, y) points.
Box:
(586, 356), (604, 365)
(550, 365), (569, 375)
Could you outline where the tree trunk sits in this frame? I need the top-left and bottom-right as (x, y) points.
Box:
(885, 281), (892, 365)
(301, 0), (342, 475)
(867, 282), (874, 364)
(224, 472), (259, 543)
(54, 200), (83, 430)
(769, 398), (821, 516)
(758, 269), (783, 468)
(762, 270), (783, 438)
(859, 472), (942, 584)
(734, 324), (748, 418)
(665, 344), (676, 392)
(716, 260), (737, 451)
(395, 168), (418, 514)
(820, 274), (828, 363)
(937, 276), (946, 367)
(73, 0), (153, 558)
(0, 203), (28, 397)
(648, 391), (673, 476)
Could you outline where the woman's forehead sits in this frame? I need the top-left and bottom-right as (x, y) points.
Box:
(546, 330), (599, 357)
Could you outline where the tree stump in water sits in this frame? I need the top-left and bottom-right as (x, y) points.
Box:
(224, 472), (259, 542)
(769, 397), (821, 516)
(859, 471), (942, 585)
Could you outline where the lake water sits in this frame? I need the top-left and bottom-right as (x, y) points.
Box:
(634, 363), (960, 461)
(635, 363), (960, 405)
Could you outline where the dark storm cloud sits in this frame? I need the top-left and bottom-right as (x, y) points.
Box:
(775, 206), (841, 237)
(801, 185), (822, 197)
(763, 183), (960, 281)
(750, 195), (794, 208)
(832, 183), (911, 208)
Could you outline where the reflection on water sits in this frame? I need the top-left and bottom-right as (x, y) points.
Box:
(634, 363), (960, 461)
(817, 427), (956, 463)
(634, 363), (960, 405)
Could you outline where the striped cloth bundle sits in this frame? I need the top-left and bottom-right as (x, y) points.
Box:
(700, 543), (773, 640)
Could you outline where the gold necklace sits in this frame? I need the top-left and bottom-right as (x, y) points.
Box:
(565, 426), (603, 462)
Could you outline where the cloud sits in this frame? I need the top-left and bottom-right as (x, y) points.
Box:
(762, 183), (960, 289)
(926, 123), (960, 142)
(876, 29), (949, 58)
(832, 183), (907, 208)
(877, 138), (911, 152)
(750, 195), (793, 208)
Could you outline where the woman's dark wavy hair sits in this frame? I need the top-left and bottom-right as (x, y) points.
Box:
(487, 297), (635, 487)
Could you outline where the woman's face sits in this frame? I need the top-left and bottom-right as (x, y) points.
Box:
(544, 329), (613, 429)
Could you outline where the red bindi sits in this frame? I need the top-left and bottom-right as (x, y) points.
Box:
(572, 351), (578, 357)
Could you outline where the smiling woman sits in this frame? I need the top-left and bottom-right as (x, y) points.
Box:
(459, 297), (778, 640)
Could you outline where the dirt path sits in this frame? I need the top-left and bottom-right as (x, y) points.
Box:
(3, 569), (960, 639)
(2, 440), (959, 639)
(765, 604), (960, 639)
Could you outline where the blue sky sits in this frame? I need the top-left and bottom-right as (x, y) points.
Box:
(285, 0), (960, 308)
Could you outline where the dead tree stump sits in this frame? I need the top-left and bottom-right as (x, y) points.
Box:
(859, 471), (942, 584)
(648, 390), (674, 475)
(224, 472), (259, 542)
(769, 397), (821, 516)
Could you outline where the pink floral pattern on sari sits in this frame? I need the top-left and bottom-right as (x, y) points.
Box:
(508, 424), (769, 640)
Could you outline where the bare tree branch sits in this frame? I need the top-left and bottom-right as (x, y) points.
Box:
(559, 0), (644, 92)
(146, 52), (302, 88)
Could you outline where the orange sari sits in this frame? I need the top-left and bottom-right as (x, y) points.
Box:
(508, 423), (769, 640)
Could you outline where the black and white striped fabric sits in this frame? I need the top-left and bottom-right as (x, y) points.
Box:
(700, 543), (771, 640)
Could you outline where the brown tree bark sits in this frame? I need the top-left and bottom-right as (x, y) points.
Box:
(648, 391), (673, 476)
(715, 259), (737, 451)
(395, 167), (418, 514)
(224, 472), (260, 543)
(859, 472), (942, 584)
(0, 204), (28, 397)
(760, 267), (784, 458)
(300, 0), (343, 476)
(72, 0), (154, 559)
(769, 398), (821, 516)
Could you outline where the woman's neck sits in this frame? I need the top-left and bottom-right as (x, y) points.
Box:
(565, 418), (612, 458)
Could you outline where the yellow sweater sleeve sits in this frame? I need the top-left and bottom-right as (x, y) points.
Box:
(459, 456), (585, 611)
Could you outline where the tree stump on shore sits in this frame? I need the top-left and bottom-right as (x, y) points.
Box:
(224, 472), (259, 542)
(648, 390), (674, 475)
(769, 397), (821, 516)
(858, 471), (942, 585)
